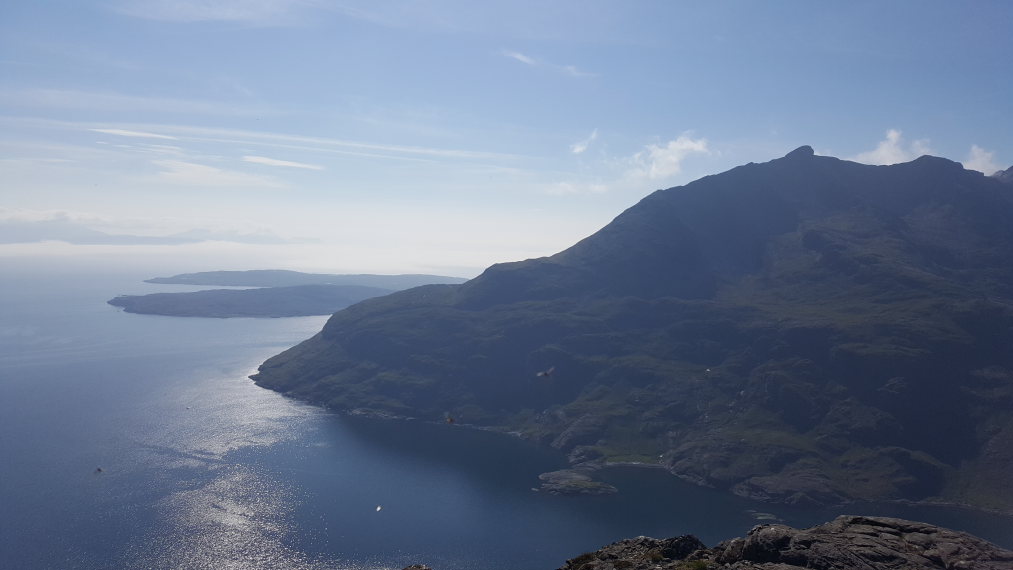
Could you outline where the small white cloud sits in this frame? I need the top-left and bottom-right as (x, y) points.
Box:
(570, 128), (598, 155)
(501, 50), (595, 78)
(91, 128), (177, 140)
(629, 135), (710, 180)
(110, 0), (310, 24)
(242, 155), (324, 170)
(850, 129), (934, 165)
(963, 144), (1001, 175)
(152, 160), (285, 188)
(503, 51), (537, 66)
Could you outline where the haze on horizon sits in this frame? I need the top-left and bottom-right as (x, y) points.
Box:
(2, 1), (1011, 277)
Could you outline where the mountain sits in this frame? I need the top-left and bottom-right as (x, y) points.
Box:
(252, 147), (1013, 510)
(146, 270), (469, 289)
(108, 284), (394, 318)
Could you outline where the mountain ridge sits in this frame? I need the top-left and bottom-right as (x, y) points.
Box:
(252, 147), (1013, 510)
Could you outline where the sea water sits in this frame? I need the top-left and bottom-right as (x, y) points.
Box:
(1, 260), (1011, 569)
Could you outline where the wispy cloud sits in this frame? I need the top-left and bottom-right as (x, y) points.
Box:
(142, 144), (186, 156)
(4, 116), (525, 165)
(850, 129), (933, 165)
(963, 144), (1001, 175)
(141, 122), (524, 162)
(91, 128), (177, 140)
(0, 88), (272, 117)
(545, 181), (608, 195)
(629, 135), (710, 180)
(109, 0), (317, 25)
(503, 51), (537, 66)
(501, 50), (596, 78)
(152, 160), (286, 188)
(571, 128), (598, 154)
(243, 155), (324, 170)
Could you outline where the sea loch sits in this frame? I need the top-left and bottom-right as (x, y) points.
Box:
(2, 260), (1011, 570)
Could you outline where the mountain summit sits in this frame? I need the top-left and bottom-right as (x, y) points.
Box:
(253, 148), (1013, 509)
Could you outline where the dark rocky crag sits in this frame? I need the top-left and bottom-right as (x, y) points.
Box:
(253, 148), (1013, 510)
(556, 515), (1013, 570)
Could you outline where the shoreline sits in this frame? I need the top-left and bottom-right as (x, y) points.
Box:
(260, 396), (1013, 519)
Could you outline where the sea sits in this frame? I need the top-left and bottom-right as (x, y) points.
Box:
(2, 259), (1012, 570)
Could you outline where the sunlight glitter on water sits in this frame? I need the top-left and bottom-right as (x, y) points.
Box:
(126, 467), (303, 569)
(108, 332), (350, 569)
(123, 465), (410, 570)
(164, 369), (318, 456)
(117, 366), (367, 570)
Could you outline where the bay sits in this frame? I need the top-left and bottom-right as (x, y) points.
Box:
(1, 259), (1011, 570)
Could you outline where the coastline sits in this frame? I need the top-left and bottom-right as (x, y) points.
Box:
(253, 396), (1013, 520)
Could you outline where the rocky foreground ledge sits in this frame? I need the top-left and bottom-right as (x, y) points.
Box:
(558, 515), (1013, 570)
(403, 515), (1013, 570)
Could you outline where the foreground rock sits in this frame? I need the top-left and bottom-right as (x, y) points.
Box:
(558, 515), (1013, 570)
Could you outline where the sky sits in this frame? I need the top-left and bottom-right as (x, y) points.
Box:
(2, 1), (1011, 277)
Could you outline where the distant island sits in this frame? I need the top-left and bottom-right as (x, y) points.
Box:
(145, 269), (469, 289)
(109, 284), (395, 318)
(109, 270), (469, 318)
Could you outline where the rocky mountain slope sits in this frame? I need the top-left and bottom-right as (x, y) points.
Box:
(252, 147), (1013, 510)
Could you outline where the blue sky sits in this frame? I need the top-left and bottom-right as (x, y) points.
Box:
(2, 1), (1011, 276)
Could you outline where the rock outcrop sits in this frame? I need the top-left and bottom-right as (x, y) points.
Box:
(557, 516), (1013, 570)
(992, 166), (1013, 184)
